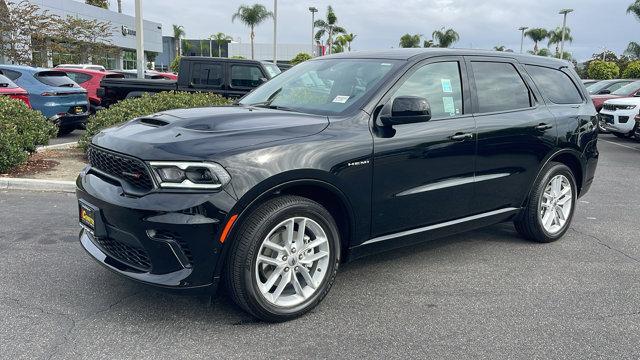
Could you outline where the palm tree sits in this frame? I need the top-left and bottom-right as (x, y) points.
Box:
(525, 28), (549, 53)
(423, 39), (435, 48)
(333, 35), (347, 53)
(548, 27), (573, 56)
(232, 4), (273, 60)
(210, 32), (233, 57)
(625, 41), (640, 59)
(341, 33), (356, 51)
(493, 45), (506, 51)
(628, 0), (640, 20)
(172, 25), (185, 56)
(399, 34), (421, 48)
(314, 6), (346, 55)
(432, 28), (459, 48)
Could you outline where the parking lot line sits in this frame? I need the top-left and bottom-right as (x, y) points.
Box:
(600, 139), (640, 152)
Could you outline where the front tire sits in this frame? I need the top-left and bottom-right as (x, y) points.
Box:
(515, 162), (577, 243)
(225, 195), (340, 322)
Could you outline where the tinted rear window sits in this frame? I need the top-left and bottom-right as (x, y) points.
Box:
(472, 62), (531, 113)
(65, 72), (92, 84)
(35, 71), (79, 88)
(1, 69), (22, 81)
(525, 65), (582, 104)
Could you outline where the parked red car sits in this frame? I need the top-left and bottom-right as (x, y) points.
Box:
(591, 80), (640, 112)
(0, 72), (30, 107)
(57, 68), (124, 112)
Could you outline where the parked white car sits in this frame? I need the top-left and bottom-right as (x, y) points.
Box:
(599, 97), (640, 138)
(55, 64), (106, 72)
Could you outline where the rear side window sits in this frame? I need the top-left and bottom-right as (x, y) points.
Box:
(35, 71), (79, 87)
(472, 62), (531, 113)
(231, 65), (264, 88)
(2, 69), (22, 81)
(191, 63), (223, 87)
(391, 61), (464, 118)
(525, 65), (582, 104)
(0, 74), (18, 89)
(65, 73), (92, 85)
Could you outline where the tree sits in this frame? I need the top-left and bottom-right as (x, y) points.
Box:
(423, 39), (435, 48)
(172, 25), (185, 57)
(314, 6), (345, 55)
(399, 34), (421, 48)
(290, 52), (312, 65)
(85, 0), (108, 8)
(547, 27), (573, 56)
(588, 60), (620, 80)
(210, 32), (233, 57)
(626, 42), (640, 59)
(493, 45), (506, 51)
(341, 33), (356, 51)
(333, 35), (347, 53)
(232, 4), (273, 60)
(628, 0), (640, 21)
(623, 60), (640, 78)
(432, 28), (459, 48)
(525, 28), (548, 52)
(170, 55), (180, 73)
(529, 48), (553, 57)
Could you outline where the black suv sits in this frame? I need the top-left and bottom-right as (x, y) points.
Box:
(76, 49), (599, 322)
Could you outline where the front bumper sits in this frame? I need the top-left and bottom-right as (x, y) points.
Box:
(76, 168), (237, 292)
(49, 112), (89, 129)
(598, 111), (637, 133)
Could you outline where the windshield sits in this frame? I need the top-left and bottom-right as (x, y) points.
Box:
(263, 63), (281, 78)
(586, 81), (610, 94)
(35, 71), (79, 88)
(612, 80), (640, 96)
(239, 59), (401, 115)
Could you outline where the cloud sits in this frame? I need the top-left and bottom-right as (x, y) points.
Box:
(111, 0), (638, 61)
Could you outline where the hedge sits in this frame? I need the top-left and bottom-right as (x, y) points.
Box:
(623, 61), (640, 79)
(79, 91), (232, 150)
(587, 60), (620, 80)
(290, 52), (312, 65)
(0, 96), (57, 173)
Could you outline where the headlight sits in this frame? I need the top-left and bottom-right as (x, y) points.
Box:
(148, 161), (231, 190)
(620, 105), (637, 110)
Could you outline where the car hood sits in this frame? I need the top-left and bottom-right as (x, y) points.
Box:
(91, 106), (330, 161)
(603, 97), (640, 105)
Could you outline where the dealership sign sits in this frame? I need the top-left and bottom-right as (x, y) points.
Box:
(121, 25), (136, 37)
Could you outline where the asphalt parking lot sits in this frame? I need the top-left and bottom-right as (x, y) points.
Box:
(1, 134), (639, 359)
(49, 129), (85, 146)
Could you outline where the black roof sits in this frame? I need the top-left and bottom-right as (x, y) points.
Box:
(181, 56), (273, 65)
(319, 48), (572, 67)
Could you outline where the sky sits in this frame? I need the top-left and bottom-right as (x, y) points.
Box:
(103, 0), (640, 62)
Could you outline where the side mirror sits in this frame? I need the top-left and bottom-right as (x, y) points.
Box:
(599, 89), (611, 95)
(379, 96), (431, 126)
(259, 77), (268, 84)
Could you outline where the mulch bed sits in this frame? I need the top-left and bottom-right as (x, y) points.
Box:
(1, 149), (86, 178)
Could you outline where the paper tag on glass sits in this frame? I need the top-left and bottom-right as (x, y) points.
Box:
(332, 95), (350, 103)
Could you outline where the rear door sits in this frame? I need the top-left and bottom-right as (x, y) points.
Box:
(371, 56), (476, 237)
(187, 61), (226, 95)
(468, 57), (557, 213)
(227, 62), (267, 99)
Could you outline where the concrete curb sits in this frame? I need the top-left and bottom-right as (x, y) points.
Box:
(36, 141), (79, 152)
(0, 177), (76, 193)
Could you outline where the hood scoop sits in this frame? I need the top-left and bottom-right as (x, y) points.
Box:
(139, 117), (170, 127)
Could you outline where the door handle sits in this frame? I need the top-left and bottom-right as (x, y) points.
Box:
(451, 132), (474, 141)
(535, 123), (553, 131)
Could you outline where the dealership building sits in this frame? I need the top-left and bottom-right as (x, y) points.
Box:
(0, 0), (162, 69)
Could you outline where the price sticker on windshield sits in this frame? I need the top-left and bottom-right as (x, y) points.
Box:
(332, 95), (350, 103)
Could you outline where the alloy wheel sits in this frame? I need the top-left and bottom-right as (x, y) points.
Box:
(539, 174), (573, 234)
(254, 217), (330, 307)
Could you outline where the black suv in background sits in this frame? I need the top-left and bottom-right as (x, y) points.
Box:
(76, 49), (598, 322)
(97, 57), (282, 107)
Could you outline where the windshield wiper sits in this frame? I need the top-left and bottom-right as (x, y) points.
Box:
(251, 103), (296, 112)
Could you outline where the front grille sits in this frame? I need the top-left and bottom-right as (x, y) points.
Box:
(87, 146), (154, 192)
(602, 104), (617, 111)
(619, 116), (629, 123)
(93, 235), (151, 271)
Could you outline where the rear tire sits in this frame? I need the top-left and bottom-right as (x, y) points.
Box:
(515, 162), (577, 243)
(225, 195), (340, 322)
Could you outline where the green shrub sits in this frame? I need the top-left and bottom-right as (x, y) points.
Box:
(0, 97), (57, 173)
(588, 60), (620, 80)
(622, 61), (640, 79)
(79, 91), (232, 150)
(170, 55), (181, 73)
(290, 52), (312, 65)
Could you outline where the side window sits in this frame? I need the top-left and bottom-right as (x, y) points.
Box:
(231, 65), (264, 88)
(2, 69), (21, 81)
(608, 82), (628, 93)
(472, 62), (531, 113)
(525, 65), (582, 104)
(191, 63), (223, 87)
(75, 73), (92, 84)
(391, 61), (463, 118)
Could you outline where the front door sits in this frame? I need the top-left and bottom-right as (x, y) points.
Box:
(371, 57), (476, 237)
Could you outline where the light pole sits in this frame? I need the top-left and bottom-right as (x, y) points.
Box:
(273, 0), (278, 64)
(135, 0), (145, 79)
(518, 26), (528, 53)
(559, 8), (573, 60)
(309, 7), (318, 56)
